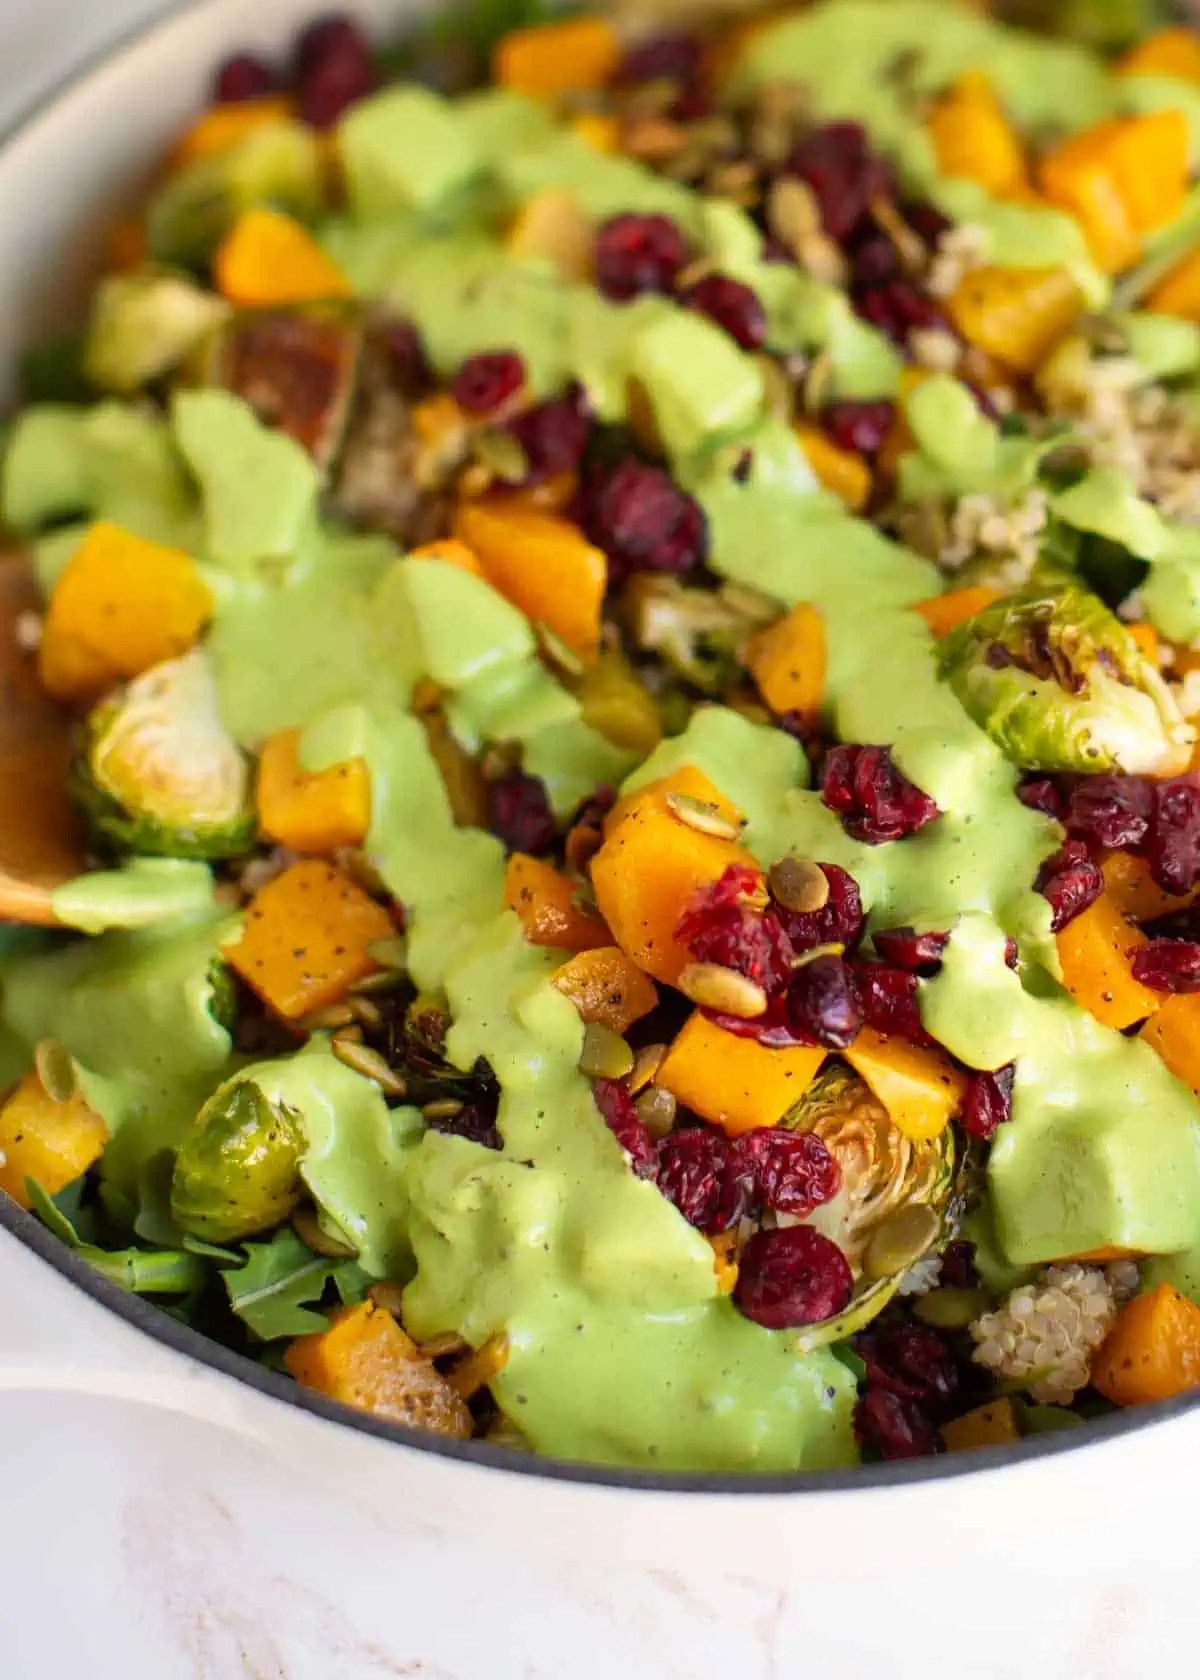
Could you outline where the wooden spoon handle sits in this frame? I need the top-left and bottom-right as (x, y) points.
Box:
(0, 553), (84, 924)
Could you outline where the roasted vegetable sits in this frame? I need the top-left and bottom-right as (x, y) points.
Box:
(550, 945), (659, 1034)
(793, 423), (871, 511)
(0, 1070), (109, 1208)
(171, 1077), (305, 1242)
(844, 1028), (968, 1144)
(1040, 111), (1188, 273)
(620, 574), (773, 695)
(571, 651), (663, 757)
(926, 71), (1027, 198)
(1117, 26), (1200, 81)
(744, 602), (826, 722)
(1056, 892), (1160, 1030)
(256, 727), (371, 856)
(914, 587), (1003, 638)
(503, 852), (610, 951)
(941, 1398), (1021, 1452)
(1092, 1281), (1200, 1405)
(169, 95), (297, 169)
(656, 1011), (827, 1137)
(947, 265), (1083, 375)
(70, 649), (255, 859)
(494, 15), (619, 97)
(214, 209), (353, 310)
(938, 576), (1194, 774)
(83, 272), (230, 394)
(285, 1300), (473, 1435)
(453, 499), (607, 663)
(1140, 992), (1200, 1097)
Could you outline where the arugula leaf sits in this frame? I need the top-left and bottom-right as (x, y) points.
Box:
(25, 1178), (208, 1295)
(224, 1227), (367, 1340)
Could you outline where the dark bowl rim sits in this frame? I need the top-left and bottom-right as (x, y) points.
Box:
(3, 0), (1200, 1499)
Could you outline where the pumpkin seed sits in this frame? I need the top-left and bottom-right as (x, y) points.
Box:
(579, 1022), (634, 1081)
(536, 620), (585, 678)
(35, 1039), (76, 1104)
(332, 1023), (364, 1045)
(422, 1098), (464, 1121)
(628, 1042), (667, 1095)
(350, 966), (406, 995)
(292, 1205), (358, 1258)
(914, 1286), (990, 1331)
(348, 994), (384, 1029)
(718, 581), (780, 624)
(863, 1203), (942, 1280)
(369, 1280), (408, 1318)
(624, 115), (688, 163)
(677, 963), (768, 1018)
(869, 195), (927, 274)
(767, 176), (821, 250)
(665, 791), (743, 840)
(296, 1003), (356, 1033)
(331, 1036), (408, 1097)
(769, 857), (830, 915)
(802, 348), (834, 415)
(415, 1327), (468, 1357)
(635, 1084), (677, 1140)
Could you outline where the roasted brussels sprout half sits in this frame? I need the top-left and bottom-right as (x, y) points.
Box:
(146, 122), (323, 268)
(171, 1078), (305, 1241)
(782, 1064), (961, 1349)
(71, 650), (256, 860)
(938, 575), (1194, 775)
(619, 575), (772, 695)
(83, 272), (230, 394)
(194, 304), (364, 475)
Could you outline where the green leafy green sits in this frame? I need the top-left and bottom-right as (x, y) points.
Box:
(223, 1227), (369, 1340)
(25, 1178), (208, 1295)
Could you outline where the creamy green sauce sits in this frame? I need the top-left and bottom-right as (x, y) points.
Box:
(5, 2), (1200, 1469)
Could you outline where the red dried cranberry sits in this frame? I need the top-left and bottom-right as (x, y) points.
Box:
(381, 319), (431, 395)
(1144, 779), (1200, 897)
(731, 1128), (841, 1218)
(855, 1389), (940, 1460)
(1005, 937), (1019, 969)
(297, 46), (376, 129)
(787, 953), (863, 1050)
(848, 231), (900, 287)
(506, 384), (591, 481)
(656, 1126), (749, 1233)
(1063, 774), (1153, 851)
(568, 785), (616, 834)
(901, 199), (952, 245)
(679, 863), (763, 919)
(853, 279), (941, 345)
(1036, 838), (1103, 933)
(784, 122), (893, 242)
(486, 770), (556, 855)
(734, 1225), (853, 1329)
(426, 1099), (502, 1152)
(939, 1240), (977, 1289)
(586, 459), (707, 576)
(1018, 777), (1065, 820)
(668, 85), (712, 122)
(593, 1078), (657, 1177)
(773, 861), (865, 953)
(823, 400), (895, 460)
(594, 214), (689, 301)
(294, 14), (371, 78)
(684, 907), (796, 995)
(611, 33), (703, 86)
(872, 927), (948, 973)
(1132, 939), (1200, 993)
(679, 274), (767, 351)
(859, 1320), (962, 1409)
(451, 350), (525, 415)
(851, 963), (936, 1048)
(214, 54), (279, 103)
(703, 996), (812, 1048)
(960, 1063), (1015, 1141)
(821, 745), (941, 844)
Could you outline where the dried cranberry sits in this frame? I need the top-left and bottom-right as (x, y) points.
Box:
(1018, 777), (1065, 820)
(960, 1063), (1015, 1141)
(294, 14), (371, 78)
(585, 459), (707, 576)
(823, 400), (895, 460)
(734, 1225), (853, 1329)
(1035, 838), (1103, 933)
(506, 384), (591, 481)
(451, 350), (525, 415)
(426, 1100), (502, 1152)
(1144, 779), (1200, 897)
(855, 1389), (940, 1460)
(773, 861), (865, 953)
(611, 33), (703, 86)
(851, 963), (935, 1048)
(787, 953), (863, 1050)
(380, 319), (431, 395)
(1005, 937), (1019, 969)
(901, 199), (952, 245)
(848, 231), (900, 287)
(853, 278), (941, 344)
(731, 1128), (841, 1218)
(214, 54), (279, 103)
(686, 907), (796, 995)
(703, 996), (812, 1048)
(679, 863), (763, 919)
(821, 744), (941, 844)
(1132, 939), (1200, 993)
(486, 770), (556, 855)
(939, 1240), (977, 1290)
(297, 35), (376, 129)
(593, 1078), (657, 1177)
(656, 1126), (749, 1233)
(1062, 774), (1153, 851)
(667, 85), (712, 122)
(594, 214), (689, 301)
(858, 1320), (962, 1410)
(871, 927), (948, 973)
(784, 122), (893, 242)
(679, 274), (767, 351)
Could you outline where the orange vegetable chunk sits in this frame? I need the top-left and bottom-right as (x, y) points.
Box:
(494, 15), (619, 98)
(1148, 247), (1200, 320)
(256, 728), (370, 856)
(1118, 27), (1200, 84)
(657, 1011), (826, 1137)
(214, 208), (352, 308)
(227, 858), (394, 1019)
(0, 1071), (110, 1208)
(39, 520), (212, 704)
(845, 1028), (967, 1143)
(572, 113), (620, 154)
(504, 852), (610, 952)
(710, 1230), (739, 1294)
(551, 945), (659, 1033)
(1093, 1282), (1200, 1406)
(408, 538), (484, 576)
(170, 96), (296, 168)
(285, 1302), (473, 1434)
(505, 189), (594, 282)
(1055, 893), (1160, 1031)
(914, 586), (1002, 637)
(926, 71), (1027, 197)
(940, 1398), (1021, 1453)
(1040, 112), (1188, 269)
(793, 423), (871, 511)
(1140, 992), (1200, 1098)
(590, 768), (755, 985)
(1101, 851), (1198, 921)
(745, 602), (826, 720)
(948, 265), (1083, 372)
(453, 498), (606, 662)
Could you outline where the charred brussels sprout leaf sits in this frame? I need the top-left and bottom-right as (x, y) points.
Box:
(938, 576), (1194, 775)
(70, 649), (256, 860)
(146, 123), (323, 269)
(171, 1080), (305, 1242)
(84, 272), (230, 395)
(206, 961), (240, 1037)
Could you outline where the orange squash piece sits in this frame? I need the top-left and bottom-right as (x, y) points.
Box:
(1093, 1282), (1200, 1407)
(1056, 893), (1160, 1031)
(1147, 247), (1200, 321)
(1040, 112), (1189, 270)
(794, 423), (871, 511)
(940, 1398), (1021, 1453)
(1118, 27), (1200, 84)
(285, 1301), (473, 1434)
(1101, 851), (1198, 921)
(551, 945), (659, 1033)
(571, 113), (620, 154)
(506, 189), (594, 282)
(744, 602), (826, 720)
(227, 858), (394, 1020)
(1140, 992), (1200, 1099)
(408, 538), (484, 576)
(494, 15), (619, 99)
(214, 208), (353, 309)
(926, 71), (1027, 198)
(845, 1028), (967, 1143)
(169, 95), (296, 169)
(504, 852), (610, 952)
(453, 498), (607, 662)
(0, 1071), (110, 1208)
(256, 729), (371, 856)
(657, 1011), (826, 1137)
(39, 520), (212, 704)
(604, 764), (743, 835)
(948, 265), (1084, 373)
(591, 768), (756, 986)
(914, 586), (1002, 638)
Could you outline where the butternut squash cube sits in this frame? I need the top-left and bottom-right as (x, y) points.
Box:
(794, 423), (871, 511)
(453, 499), (607, 661)
(947, 265), (1084, 373)
(286, 1301), (473, 1435)
(0, 1071), (109, 1208)
(744, 601), (826, 720)
(1101, 851), (1198, 922)
(256, 728), (370, 856)
(1056, 893), (1160, 1031)
(941, 1398), (1021, 1453)
(926, 72), (1027, 198)
(1093, 1282), (1200, 1406)
(914, 586), (1003, 638)
(657, 1011), (826, 1136)
(494, 16), (619, 99)
(170, 96), (297, 169)
(1118, 27), (1200, 85)
(845, 1027), (967, 1143)
(214, 208), (352, 308)
(1141, 992), (1200, 1099)
(551, 945), (659, 1034)
(1148, 248), (1200, 322)
(504, 852), (610, 952)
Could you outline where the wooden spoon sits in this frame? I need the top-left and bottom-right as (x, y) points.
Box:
(0, 552), (84, 923)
